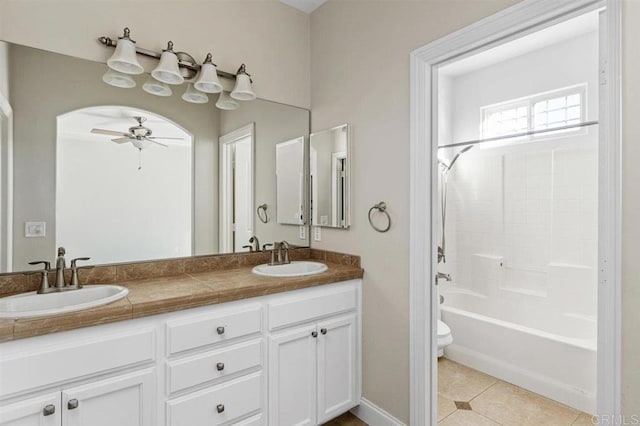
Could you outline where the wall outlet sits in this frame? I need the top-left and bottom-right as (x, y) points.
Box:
(314, 226), (322, 242)
(25, 221), (46, 238)
(299, 225), (306, 240)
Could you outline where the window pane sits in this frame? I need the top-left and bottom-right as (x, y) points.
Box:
(548, 109), (566, 124)
(534, 113), (547, 127)
(567, 94), (581, 106)
(517, 106), (528, 117)
(567, 105), (581, 120)
(534, 101), (547, 113)
(502, 109), (517, 120)
(548, 97), (566, 110)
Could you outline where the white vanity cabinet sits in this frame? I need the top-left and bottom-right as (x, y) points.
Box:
(0, 279), (361, 426)
(267, 282), (360, 425)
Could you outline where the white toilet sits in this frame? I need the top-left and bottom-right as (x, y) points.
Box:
(437, 320), (453, 357)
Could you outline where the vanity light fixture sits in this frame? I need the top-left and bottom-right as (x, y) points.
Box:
(142, 76), (172, 97)
(102, 68), (137, 88)
(98, 27), (256, 108)
(230, 64), (256, 101)
(216, 91), (240, 110)
(106, 28), (144, 75)
(151, 42), (185, 85)
(194, 54), (223, 93)
(182, 83), (209, 104)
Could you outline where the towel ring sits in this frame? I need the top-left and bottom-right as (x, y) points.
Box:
(257, 204), (269, 224)
(368, 202), (391, 233)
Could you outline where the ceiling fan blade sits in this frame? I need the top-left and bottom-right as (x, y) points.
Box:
(92, 128), (129, 137)
(111, 137), (131, 144)
(144, 137), (168, 148)
(147, 136), (186, 140)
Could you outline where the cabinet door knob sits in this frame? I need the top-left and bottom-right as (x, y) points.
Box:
(67, 399), (79, 410)
(216, 326), (225, 335)
(321, 328), (327, 335)
(217, 362), (225, 371)
(311, 331), (318, 338)
(216, 404), (225, 413)
(43, 404), (56, 416)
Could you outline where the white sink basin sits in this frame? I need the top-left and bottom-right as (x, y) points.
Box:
(0, 285), (129, 319)
(252, 261), (328, 277)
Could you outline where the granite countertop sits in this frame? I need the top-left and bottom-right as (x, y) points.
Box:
(0, 259), (363, 342)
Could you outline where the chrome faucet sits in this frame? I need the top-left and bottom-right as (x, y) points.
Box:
(28, 247), (91, 293)
(436, 272), (452, 283)
(249, 236), (260, 252)
(266, 241), (291, 266)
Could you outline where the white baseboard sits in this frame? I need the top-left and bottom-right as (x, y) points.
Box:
(350, 398), (406, 426)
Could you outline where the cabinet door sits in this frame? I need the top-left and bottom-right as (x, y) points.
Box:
(0, 392), (60, 426)
(317, 314), (357, 424)
(268, 324), (317, 426)
(62, 369), (155, 426)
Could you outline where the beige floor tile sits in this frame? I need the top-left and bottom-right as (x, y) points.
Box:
(438, 394), (457, 421)
(572, 413), (596, 425)
(438, 410), (500, 426)
(471, 381), (579, 426)
(438, 358), (498, 402)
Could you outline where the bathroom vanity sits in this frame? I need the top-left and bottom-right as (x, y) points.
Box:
(0, 255), (363, 426)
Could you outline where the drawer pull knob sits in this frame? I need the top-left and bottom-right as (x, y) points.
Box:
(311, 331), (318, 338)
(216, 404), (225, 413)
(43, 405), (56, 416)
(217, 326), (225, 335)
(67, 399), (79, 410)
(321, 328), (327, 335)
(217, 362), (225, 371)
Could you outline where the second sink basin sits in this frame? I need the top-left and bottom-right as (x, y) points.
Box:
(0, 285), (129, 319)
(252, 261), (328, 277)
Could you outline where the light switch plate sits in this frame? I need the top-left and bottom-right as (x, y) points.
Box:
(299, 226), (306, 240)
(314, 226), (322, 241)
(25, 221), (46, 238)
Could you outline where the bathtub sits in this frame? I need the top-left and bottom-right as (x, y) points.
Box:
(440, 287), (597, 414)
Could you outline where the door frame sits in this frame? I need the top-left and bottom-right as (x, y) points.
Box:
(408, 0), (622, 424)
(0, 92), (12, 273)
(219, 123), (255, 253)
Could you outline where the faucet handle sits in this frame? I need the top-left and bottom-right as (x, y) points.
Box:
(28, 261), (51, 270)
(262, 243), (273, 251)
(242, 245), (253, 252)
(69, 257), (91, 288)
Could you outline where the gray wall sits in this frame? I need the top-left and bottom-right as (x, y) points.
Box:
(9, 44), (219, 270)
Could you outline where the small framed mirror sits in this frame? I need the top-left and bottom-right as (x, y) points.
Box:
(310, 124), (350, 229)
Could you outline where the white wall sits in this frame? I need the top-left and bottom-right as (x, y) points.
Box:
(56, 132), (192, 264)
(0, 41), (8, 100)
(0, 0), (310, 109)
(441, 32), (599, 322)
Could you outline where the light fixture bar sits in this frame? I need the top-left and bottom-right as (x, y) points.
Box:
(97, 36), (236, 80)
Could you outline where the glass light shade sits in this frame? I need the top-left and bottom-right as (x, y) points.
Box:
(142, 77), (172, 97)
(151, 51), (184, 85)
(216, 91), (239, 110)
(102, 69), (136, 88)
(194, 62), (223, 93)
(106, 38), (144, 75)
(182, 84), (209, 104)
(230, 73), (256, 101)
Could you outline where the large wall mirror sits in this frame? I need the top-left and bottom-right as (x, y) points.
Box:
(310, 124), (350, 229)
(0, 41), (310, 273)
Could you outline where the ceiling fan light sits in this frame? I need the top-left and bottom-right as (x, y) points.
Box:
(102, 68), (136, 88)
(194, 54), (223, 93)
(230, 64), (256, 101)
(106, 28), (144, 75)
(215, 91), (239, 110)
(142, 76), (172, 97)
(151, 42), (185, 85)
(182, 83), (209, 104)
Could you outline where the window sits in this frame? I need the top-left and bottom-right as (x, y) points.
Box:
(481, 85), (586, 141)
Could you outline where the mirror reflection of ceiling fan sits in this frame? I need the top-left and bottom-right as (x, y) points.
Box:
(90, 116), (184, 149)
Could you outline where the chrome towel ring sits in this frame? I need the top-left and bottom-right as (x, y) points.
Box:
(368, 201), (391, 233)
(257, 204), (269, 224)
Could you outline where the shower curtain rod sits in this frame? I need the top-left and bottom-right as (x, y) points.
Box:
(438, 120), (599, 150)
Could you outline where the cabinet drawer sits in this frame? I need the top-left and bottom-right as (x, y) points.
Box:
(167, 339), (263, 394)
(268, 285), (357, 331)
(166, 305), (262, 355)
(167, 372), (263, 426)
(0, 329), (155, 398)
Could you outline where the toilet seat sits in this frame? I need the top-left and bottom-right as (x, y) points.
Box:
(437, 320), (453, 357)
(437, 320), (451, 338)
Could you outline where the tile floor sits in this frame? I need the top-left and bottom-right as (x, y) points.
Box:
(438, 358), (594, 425)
